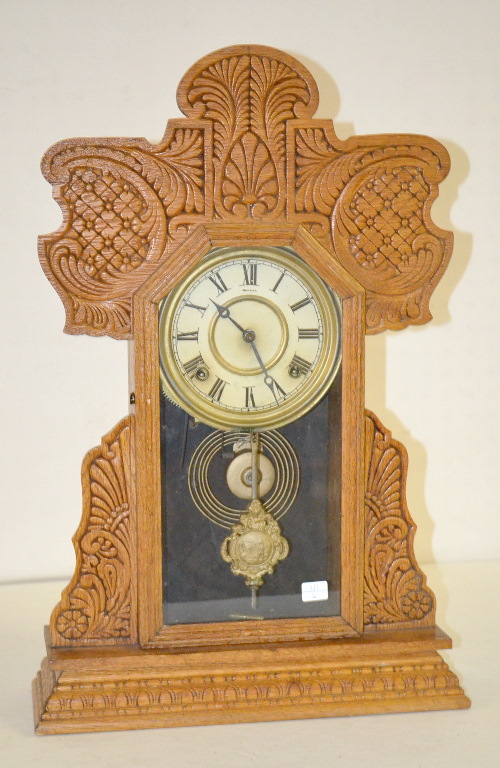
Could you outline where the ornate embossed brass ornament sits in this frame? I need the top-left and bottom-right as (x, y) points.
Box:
(221, 499), (289, 594)
(221, 433), (289, 604)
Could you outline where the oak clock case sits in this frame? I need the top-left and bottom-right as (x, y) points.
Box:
(157, 245), (343, 625)
(33, 44), (470, 734)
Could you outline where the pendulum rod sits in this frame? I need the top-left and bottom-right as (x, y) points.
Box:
(251, 432), (259, 500)
(250, 432), (259, 609)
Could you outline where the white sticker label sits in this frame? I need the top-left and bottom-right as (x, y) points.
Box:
(301, 580), (329, 602)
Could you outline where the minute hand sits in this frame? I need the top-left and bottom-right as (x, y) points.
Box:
(210, 299), (246, 334)
(248, 339), (282, 405)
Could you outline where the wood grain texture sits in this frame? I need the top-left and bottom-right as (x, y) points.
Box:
(33, 628), (469, 734)
(45, 407), (434, 649)
(132, 223), (365, 648)
(364, 412), (435, 629)
(34, 45), (463, 733)
(39, 45), (451, 337)
(49, 418), (136, 646)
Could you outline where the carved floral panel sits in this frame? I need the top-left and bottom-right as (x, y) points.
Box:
(49, 409), (436, 647)
(39, 127), (207, 338)
(364, 411), (435, 629)
(39, 45), (452, 338)
(50, 418), (135, 646)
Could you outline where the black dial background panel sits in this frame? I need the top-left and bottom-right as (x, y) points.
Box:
(160, 368), (342, 625)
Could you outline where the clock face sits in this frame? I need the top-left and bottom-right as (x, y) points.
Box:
(158, 246), (341, 430)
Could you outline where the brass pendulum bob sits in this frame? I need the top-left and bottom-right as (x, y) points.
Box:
(221, 433), (289, 608)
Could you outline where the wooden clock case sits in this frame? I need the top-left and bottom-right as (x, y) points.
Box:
(33, 45), (470, 733)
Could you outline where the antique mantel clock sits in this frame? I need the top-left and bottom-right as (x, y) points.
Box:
(33, 45), (470, 733)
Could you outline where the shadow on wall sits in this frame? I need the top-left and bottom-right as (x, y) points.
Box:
(291, 49), (354, 139)
(365, 139), (471, 568)
(293, 53), (473, 572)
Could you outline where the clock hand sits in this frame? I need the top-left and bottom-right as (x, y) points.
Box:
(210, 298), (282, 405)
(247, 338), (281, 406)
(210, 299), (246, 334)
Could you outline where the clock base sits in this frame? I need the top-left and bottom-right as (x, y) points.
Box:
(33, 627), (469, 734)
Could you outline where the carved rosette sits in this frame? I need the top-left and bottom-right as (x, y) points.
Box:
(39, 44), (452, 337)
(364, 411), (435, 629)
(50, 418), (135, 646)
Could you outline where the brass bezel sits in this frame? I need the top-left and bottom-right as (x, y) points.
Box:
(158, 246), (342, 431)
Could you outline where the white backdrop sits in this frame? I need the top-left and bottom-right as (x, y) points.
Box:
(1, 0), (498, 582)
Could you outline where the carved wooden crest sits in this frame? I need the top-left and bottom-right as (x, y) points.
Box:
(39, 44), (451, 339)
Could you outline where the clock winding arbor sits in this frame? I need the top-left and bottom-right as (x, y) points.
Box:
(33, 45), (470, 734)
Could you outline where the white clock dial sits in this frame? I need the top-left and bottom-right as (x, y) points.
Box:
(159, 246), (341, 430)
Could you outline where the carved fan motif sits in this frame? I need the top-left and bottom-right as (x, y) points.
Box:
(364, 411), (435, 628)
(178, 49), (316, 220)
(50, 418), (135, 645)
(39, 44), (451, 337)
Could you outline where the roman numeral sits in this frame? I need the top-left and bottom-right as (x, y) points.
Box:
(183, 354), (204, 377)
(290, 297), (312, 312)
(184, 301), (207, 314)
(242, 262), (257, 285)
(271, 272), (285, 293)
(298, 328), (320, 339)
(290, 354), (312, 375)
(176, 330), (198, 341)
(208, 377), (227, 402)
(245, 386), (256, 408)
(208, 271), (228, 294)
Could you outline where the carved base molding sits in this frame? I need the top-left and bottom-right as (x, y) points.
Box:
(33, 628), (469, 734)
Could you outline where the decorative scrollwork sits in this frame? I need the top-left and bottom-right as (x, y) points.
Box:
(40, 45), (452, 336)
(178, 46), (318, 221)
(39, 128), (205, 338)
(293, 126), (452, 332)
(364, 411), (435, 629)
(50, 418), (135, 645)
(334, 160), (451, 331)
(294, 127), (345, 215)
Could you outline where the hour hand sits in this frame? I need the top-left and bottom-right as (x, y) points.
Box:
(210, 299), (246, 334)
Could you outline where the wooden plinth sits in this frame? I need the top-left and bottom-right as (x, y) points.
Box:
(33, 627), (470, 734)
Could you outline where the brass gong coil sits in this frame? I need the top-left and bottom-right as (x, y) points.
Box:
(188, 430), (300, 529)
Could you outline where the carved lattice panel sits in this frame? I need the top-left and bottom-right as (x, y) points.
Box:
(39, 45), (452, 338)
